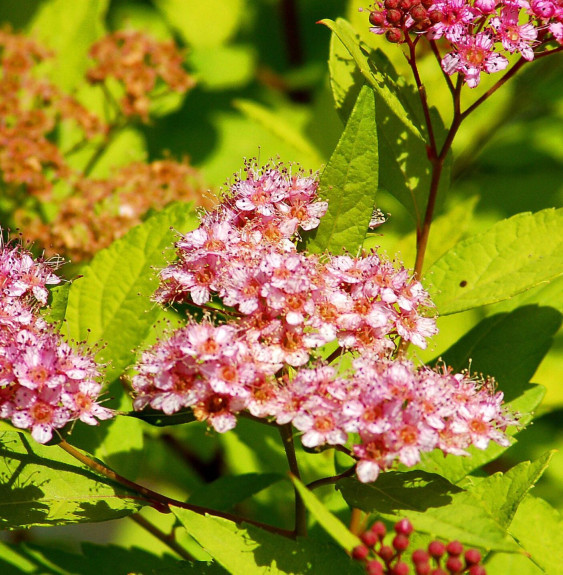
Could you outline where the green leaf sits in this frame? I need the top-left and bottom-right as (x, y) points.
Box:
(463, 451), (553, 529)
(173, 508), (363, 575)
(0, 432), (144, 529)
(61, 202), (199, 383)
(29, 0), (109, 91)
(328, 28), (363, 123)
(507, 494), (563, 575)
(338, 469), (522, 552)
(41, 283), (70, 327)
(321, 19), (450, 225)
(320, 19), (422, 139)
(0, 541), (222, 575)
(233, 100), (323, 167)
(484, 552), (544, 575)
(67, 413), (145, 480)
(290, 476), (361, 552)
(154, 0), (244, 48)
(392, 195), (480, 272)
(307, 84), (378, 254)
(429, 208), (563, 315)
(189, 473), (284, 512)
(439, 305), (562, 401)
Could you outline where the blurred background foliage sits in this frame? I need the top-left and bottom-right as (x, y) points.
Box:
(0, 0), (561, 564)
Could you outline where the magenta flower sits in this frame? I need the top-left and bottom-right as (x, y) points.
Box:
(442, 31), (509, 87)
(0, 232), (113, 443)
(491, 7), (537, 60)
(131, 162), (514, 484)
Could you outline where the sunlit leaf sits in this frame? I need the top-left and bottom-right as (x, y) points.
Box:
(429, 208), (563, 314)
(0, 432), (144, 529)
(290, 476), (361, 552)
(62, 202), (199, 383)
(307, 84), (378, 254)
(173, 508), (363, 575)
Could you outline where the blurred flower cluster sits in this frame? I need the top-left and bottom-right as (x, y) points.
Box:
(364, 0), (563, 87)
(0, 235), (112, 443)
(132, 162), (514, 483)
(0, 27), (207, 262)
(87, 29), (195, 121)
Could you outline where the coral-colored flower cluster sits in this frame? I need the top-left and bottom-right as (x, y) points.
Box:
(0, 28), (206, 262)
(353, 518), (487, 574)
(87, 29), (195, 121)
(26, 159), (209, 261)
(132, 163), (513, 483)
(364, 0), (562, 87)
(0, 236), (113, 443)
(0, 29), (104, 199)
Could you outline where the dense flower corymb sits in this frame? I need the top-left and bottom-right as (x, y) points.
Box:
(364, 0), (562, 87)
(0, 235), (113, 443)
(132, 162), (514, 483)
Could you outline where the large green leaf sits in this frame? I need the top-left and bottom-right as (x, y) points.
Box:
(429, 208), (563, 315)
(439, 305), (562, 402)
(484, 552), (544, 575)
(154, 0), (244, 48)
(233, 100), (323, 167)
(467, 452), (553, 525)
(341, 454), (552, 554)
(321, 19), (422, 139)
(322, 19), (450, 226)
(506, 493), (563, 575)
(62, 202), (199, 383)
(338, 469), (520, 552)
(189, 473), (285, 512)
(29, 0), (109, 91)
(42, 283), (71, 327)
(307, 84), (378, 254)
(0, 541), (224, 574)
(328, 28), (363, 123)
(388, 195), (480, 272)
(0, 432), (144, 529)
(173, 508), (363, 575)
(290, 476), (361, 552)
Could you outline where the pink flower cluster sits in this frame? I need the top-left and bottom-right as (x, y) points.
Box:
(365, 0), (562, 87)
(132, 163), (514, 482)
(155, 163), (436, 359)
(0, 236), (113, 443)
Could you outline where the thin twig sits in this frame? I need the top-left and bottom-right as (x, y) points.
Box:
(461, 58), (527, 120)
(129, 514), (195, 560)
(279, 424), (307, 537)
(306, 466), (356, 491)
(58, 439), (294, 538)
(406, 35), (437, 156)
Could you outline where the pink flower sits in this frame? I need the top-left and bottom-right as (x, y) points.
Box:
(12, 386), (70, 443)
(442, 31), (509, 87)
(427, 0), (478, 41)
(491, 7), (537, 60)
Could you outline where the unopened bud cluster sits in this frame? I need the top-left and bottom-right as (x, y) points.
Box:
(0, 235), (113, 443)
(132, 162), (514, 483)
(368, 0), (438, 43)
(353, 518), (487, 574)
